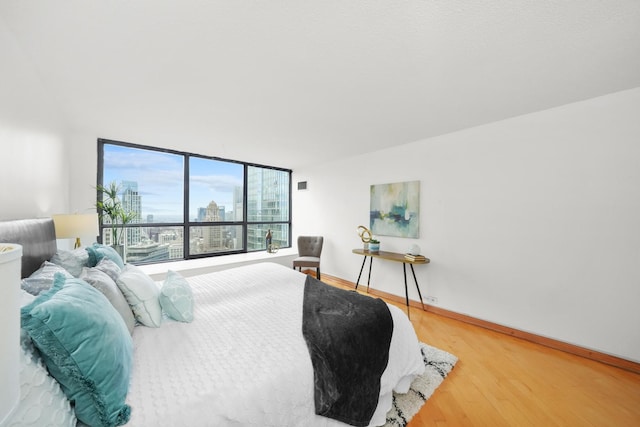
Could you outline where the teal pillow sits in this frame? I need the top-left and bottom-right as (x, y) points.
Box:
(86, 243), (125, 269)
(160, 270), (194, 323)
(21, 274), (132, 427)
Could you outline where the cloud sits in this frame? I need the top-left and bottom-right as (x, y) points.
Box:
(103, 144), (243, 217)
(190, 174), (242, 193)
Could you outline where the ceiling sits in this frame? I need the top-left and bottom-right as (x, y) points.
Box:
(2, 1), (640, 169)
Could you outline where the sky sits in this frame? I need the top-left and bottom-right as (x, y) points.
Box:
(103, 144), (243, 222)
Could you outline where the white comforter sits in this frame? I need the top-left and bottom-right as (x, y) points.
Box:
(125, 262), (424, 427)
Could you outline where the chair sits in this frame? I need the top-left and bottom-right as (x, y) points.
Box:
(292, 236), (324, 279)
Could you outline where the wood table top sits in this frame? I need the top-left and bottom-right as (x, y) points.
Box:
(352, 248), (430, 264)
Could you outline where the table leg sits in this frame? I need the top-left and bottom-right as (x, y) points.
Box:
(355, 256), (367, 290)
(366, 257), (373, 293)
(409, 264), (425, 310)
(402, 263), (410, 318)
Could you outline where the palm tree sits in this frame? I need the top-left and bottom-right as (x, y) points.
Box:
(95, 181), (138, 247)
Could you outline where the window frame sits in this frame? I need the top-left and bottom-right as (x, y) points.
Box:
(97, 138), (292, 264)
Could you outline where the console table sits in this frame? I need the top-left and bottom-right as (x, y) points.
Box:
(352, 249), (430, 318)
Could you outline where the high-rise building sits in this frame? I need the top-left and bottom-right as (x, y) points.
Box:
(125, 241), (170, 263)
(197, 207), (207, 222)
(203, 201), (224, 251)
(246, 168), (289, 250)
(121, 181), (142, 246)
(233, 186), (243, 221)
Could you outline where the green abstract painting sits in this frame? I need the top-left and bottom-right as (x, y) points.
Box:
(370, 180), (420, 238)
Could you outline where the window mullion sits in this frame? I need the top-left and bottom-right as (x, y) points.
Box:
(184, 153), (190, 259)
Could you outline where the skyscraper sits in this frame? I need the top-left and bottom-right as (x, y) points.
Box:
(246, 168), (289, 250)
(121, 181), (142, 246)
(203, 201), (223, 250)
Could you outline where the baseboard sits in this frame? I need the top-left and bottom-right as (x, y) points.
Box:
(319, 272), (640, 375)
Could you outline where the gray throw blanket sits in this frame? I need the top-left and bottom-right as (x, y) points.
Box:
(302, 275), (393, 427)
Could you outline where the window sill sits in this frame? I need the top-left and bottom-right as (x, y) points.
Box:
(137, 248), (298, 280)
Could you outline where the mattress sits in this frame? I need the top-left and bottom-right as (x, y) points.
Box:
(125, 262), (424, 426)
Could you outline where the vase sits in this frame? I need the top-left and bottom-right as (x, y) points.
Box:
(369, 242), (380, 252)
(111, 244), (125, 259)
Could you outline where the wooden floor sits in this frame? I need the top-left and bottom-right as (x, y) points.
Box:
(320, 274), (640, 427)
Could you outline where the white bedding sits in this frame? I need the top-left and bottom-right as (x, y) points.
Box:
(125, 262), (424, 427)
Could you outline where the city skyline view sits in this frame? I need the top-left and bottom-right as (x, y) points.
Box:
(101, 142), (290, 264)
(104, 144), (244, 222)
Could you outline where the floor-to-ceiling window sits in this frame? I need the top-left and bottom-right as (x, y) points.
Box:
(98, 139), (291, 264)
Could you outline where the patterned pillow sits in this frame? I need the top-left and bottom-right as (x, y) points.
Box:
(5, 346), (77, 427)
(20, 261), (73, 295)
(159, 270), (194, 323)
(116, 264), (162, 328)
(10, 290), (77, 427)
(50, 248), (90, 277)
(21, 274), (132, 427)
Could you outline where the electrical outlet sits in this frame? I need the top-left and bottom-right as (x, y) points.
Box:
(426, 296), (438, 305)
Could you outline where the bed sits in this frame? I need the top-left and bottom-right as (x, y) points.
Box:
(2, 218), (426, 427)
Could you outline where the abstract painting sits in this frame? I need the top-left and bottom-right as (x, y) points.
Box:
(370, 180), (420, 238)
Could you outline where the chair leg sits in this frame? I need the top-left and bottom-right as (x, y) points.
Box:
(317, 268), (321, 280)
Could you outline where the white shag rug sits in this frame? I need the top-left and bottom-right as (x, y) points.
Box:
(384, 343), (458, 427)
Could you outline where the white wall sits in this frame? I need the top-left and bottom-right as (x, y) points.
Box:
(66, 131), (100, 214)
(0, 17), (68, 220)
(293, 87), (640, 363)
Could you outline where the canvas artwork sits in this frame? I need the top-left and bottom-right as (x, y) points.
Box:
(370, 180), (420, 238)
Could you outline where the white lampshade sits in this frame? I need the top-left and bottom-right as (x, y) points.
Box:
(0, 244), (22, 424)
(52, 213), (99, 248)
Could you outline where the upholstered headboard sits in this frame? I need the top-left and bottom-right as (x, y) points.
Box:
(0, 218), (57, 278)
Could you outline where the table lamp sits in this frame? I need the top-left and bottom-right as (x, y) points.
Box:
(0, 244), (22, 425)
(52, 213), (99, 249)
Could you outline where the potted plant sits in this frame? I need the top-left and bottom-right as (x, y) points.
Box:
(95, 181), (138, 257)
(368, 238), (380, 253)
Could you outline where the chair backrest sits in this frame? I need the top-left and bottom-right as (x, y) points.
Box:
(297, 236), (323, 257)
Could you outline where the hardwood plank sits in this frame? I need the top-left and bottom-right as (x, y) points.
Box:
(311, 272), (640, 426)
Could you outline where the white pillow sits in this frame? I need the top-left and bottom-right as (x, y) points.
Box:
(6, 346), (77, 427)
(116, 264), (162, 328)
(20, 289), (35, 306)
(49, 248), (89, 277)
